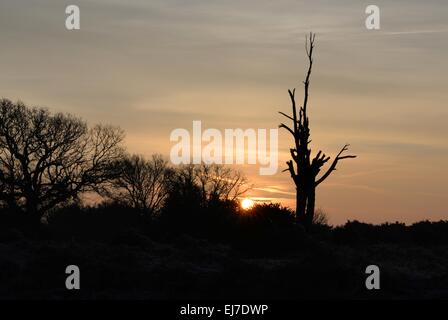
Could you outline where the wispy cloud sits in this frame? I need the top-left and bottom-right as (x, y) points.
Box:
(1, 0), (447, 224)
(253, 186), (295, 196)
(384, 29), (448, 35)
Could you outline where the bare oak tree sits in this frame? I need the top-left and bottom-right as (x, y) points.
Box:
(279, 33), (356, 228)
(103, 154), (172, 215)
(0, 99), (124, 221)
(194, 163), (250, 204)
(168, 163), (251, 206)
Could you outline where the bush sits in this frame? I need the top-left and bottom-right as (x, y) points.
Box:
(46, 203), (148, 241)
(333, 220), (448, 245)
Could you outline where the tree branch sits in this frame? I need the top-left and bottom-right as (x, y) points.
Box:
(278, 111), (295, 122)
(315, 144), (356, 186)
(279, 123), (295, 137)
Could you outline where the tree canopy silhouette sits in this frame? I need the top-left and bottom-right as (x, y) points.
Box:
(164, 163), (250, 207)
(102, 153), (172, 215)
(0, 99), (124, 221)
(279, 33), (356, 229)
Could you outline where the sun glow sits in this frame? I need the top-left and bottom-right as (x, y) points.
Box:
(241, 198), (254, 210)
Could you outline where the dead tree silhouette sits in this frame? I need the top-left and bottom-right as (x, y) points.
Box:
(279, 33), (356, 229)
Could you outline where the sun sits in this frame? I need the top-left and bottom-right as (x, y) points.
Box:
(241, 198), (254, 210)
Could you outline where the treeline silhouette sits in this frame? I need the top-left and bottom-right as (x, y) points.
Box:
(0, 98), (324, 243)
(1, 98), (448, 299)
(0, 98), (303, 251)
(1, 97), (448, 248)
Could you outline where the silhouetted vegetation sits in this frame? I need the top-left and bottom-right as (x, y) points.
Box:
(279, 34), (356, 229)
(0, 98), (124, 224)
(1, 90), (447, 299)
(101, 154), (172, 216)
(1, 200), (448, 299)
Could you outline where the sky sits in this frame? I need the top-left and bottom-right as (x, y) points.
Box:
(1, 0), (447, 225)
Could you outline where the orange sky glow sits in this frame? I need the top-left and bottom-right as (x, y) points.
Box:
(1, 0), (447, 225)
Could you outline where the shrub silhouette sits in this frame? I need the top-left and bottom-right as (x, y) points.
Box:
(46, 203), (146, 241)
(332, 220), (448, 245)
(159, 163), (248, 237)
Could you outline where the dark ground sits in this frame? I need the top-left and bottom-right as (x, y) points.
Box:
(1, 205), (448, 300)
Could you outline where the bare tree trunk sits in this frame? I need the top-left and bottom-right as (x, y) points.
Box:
(305, 186), (315, 228)
(296, 187), (307, 224)
(25, 194), (40, 222)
